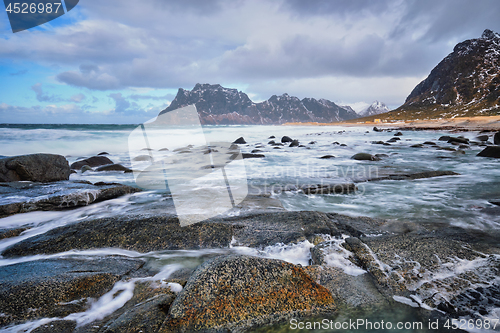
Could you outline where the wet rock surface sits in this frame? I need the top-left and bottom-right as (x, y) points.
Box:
(0, 181), (141, 218)
(0, 257), (145, 326)
(0, 154), (70, 182)
(162, 255), (335, 332)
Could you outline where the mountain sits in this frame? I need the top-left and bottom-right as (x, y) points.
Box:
(358, 101), (390, 117)
(159, 83), (358, 124)
(363, 29), (500, 121)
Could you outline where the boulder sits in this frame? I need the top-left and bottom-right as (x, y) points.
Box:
(268, 140), (275, 145)
(438, 135), (451, 141)
(80, 165), (92, 173)
(0, 154), (70, 182)
(70, 156), (113, 170)
(373, 127), (382, 132)
(351, 153), (380, 161)
(97, 152), (109, 155)
(162, 255), (335, 332)
(423, 141), (436, 145)
(476, 135), (489, 142)
(268, 135), (275, 139)
(301, 183), (356, 195)
(394, 131), (403, 136)
(251, 149), (262, 153)
(132, 155), (153, 162)
(448, 137), (469, 144)
(495, 131), (500, 145)
(410, 144), (424, 148)
(242, 153), (265, 159)
(289, 139), (300, 147)
(95, 164), (132, 172)
(281, 136), (293, 143)
(233, 137), (246, 144)
(477, 146), (500, 158)
(319, 155), (335, 159)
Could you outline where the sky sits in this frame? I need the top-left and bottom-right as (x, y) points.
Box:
(1, 0), (500, 124)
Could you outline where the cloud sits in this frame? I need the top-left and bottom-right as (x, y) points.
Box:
(9, 69), (28, 76)
(31, 83), (61, 102)
(2, 0), (500, 107)
(70, 93), (86, 103)
(128, 93), (174, 101)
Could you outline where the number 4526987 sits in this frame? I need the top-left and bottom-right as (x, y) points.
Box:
(5, 3), (62, 14)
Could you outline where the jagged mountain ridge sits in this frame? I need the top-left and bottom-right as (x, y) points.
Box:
(159, 83), (358, 124)
(361, 29), (500, 121)
(358, 101), (390, 117)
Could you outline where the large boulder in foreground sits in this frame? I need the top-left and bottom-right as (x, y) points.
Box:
(0, 154), (70, 182)
(162, 255), (335, 332)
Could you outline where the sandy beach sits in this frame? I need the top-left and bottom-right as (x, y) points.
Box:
(286, 115), (500, 132)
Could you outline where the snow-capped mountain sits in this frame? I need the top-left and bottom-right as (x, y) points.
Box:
(358, 101), (390, 117)
(385, 29), (500, 120)
(159, 83), (358, 124)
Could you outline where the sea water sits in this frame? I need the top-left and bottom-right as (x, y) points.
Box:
(1, 123), (500, 332)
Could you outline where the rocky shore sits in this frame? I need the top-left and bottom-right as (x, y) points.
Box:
(1, 126), (500, 332)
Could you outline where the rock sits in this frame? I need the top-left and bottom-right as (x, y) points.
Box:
(319, 155), (335, 159)
(308, 141), (316, 144)
(268, 135), (275, 139)
(386, 138), (399, 143)
(0, 257), (144, 326)
(332, 141), (340, 145)
(80, 165), (92, 173)
(281, 136), (293, 143)
(242, 153), (265, 159)
(476, 135), (489, 141)
(477, 146), (500, 158)
(159, 148), (169, 151)
(162, 255), (335, 332)
(70, 156), (113, 170)
(394, 131), (403, 136)
(0, 154), (70, 182)
(0, 181), (141, 218)
(371, 141), (384, 144)
(458, 144), (469, 149)
(383, 142), (391, 146)
(95, 164), (132, 172)
(423, 141), (436, 145)
(101, 292), (175, 333)
(340, 144), (347, 147)
(251, 149), (262, 153)
(301, 183), (356, 195)
(132, 155), (153, 162)
(373, 127), (382, 132)
(273, 147), (281, 149)
(495, 131), (500, 145)
(289, 139), (300, 147)
(448, 137), (469, 144)
(31, 320), (77, 333)
(351, 153), (380, 161)
(267, 140), (275, 145)
(438, 135), (451, 141)
(489, 200), (500, 206)
(97, 152), (109, 155)
(375, 153), (388, 159)
(365, 170), (459, 182)
(233, 137), (246, 144)
(1, 215), (234, 257)
(410, 144), (424, 148)
(439, 147), (457, 151)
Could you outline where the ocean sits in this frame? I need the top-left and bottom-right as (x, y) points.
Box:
(1, 123), (500, 332)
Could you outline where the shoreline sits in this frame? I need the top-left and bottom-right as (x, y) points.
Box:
(284, 115), (500, 131)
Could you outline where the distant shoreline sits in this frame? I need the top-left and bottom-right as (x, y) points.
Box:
(284, 115), (500, 131)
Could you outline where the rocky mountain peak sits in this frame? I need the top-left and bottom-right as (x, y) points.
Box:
(159, 83), (358, 124)
(482, 29), (500, 43)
